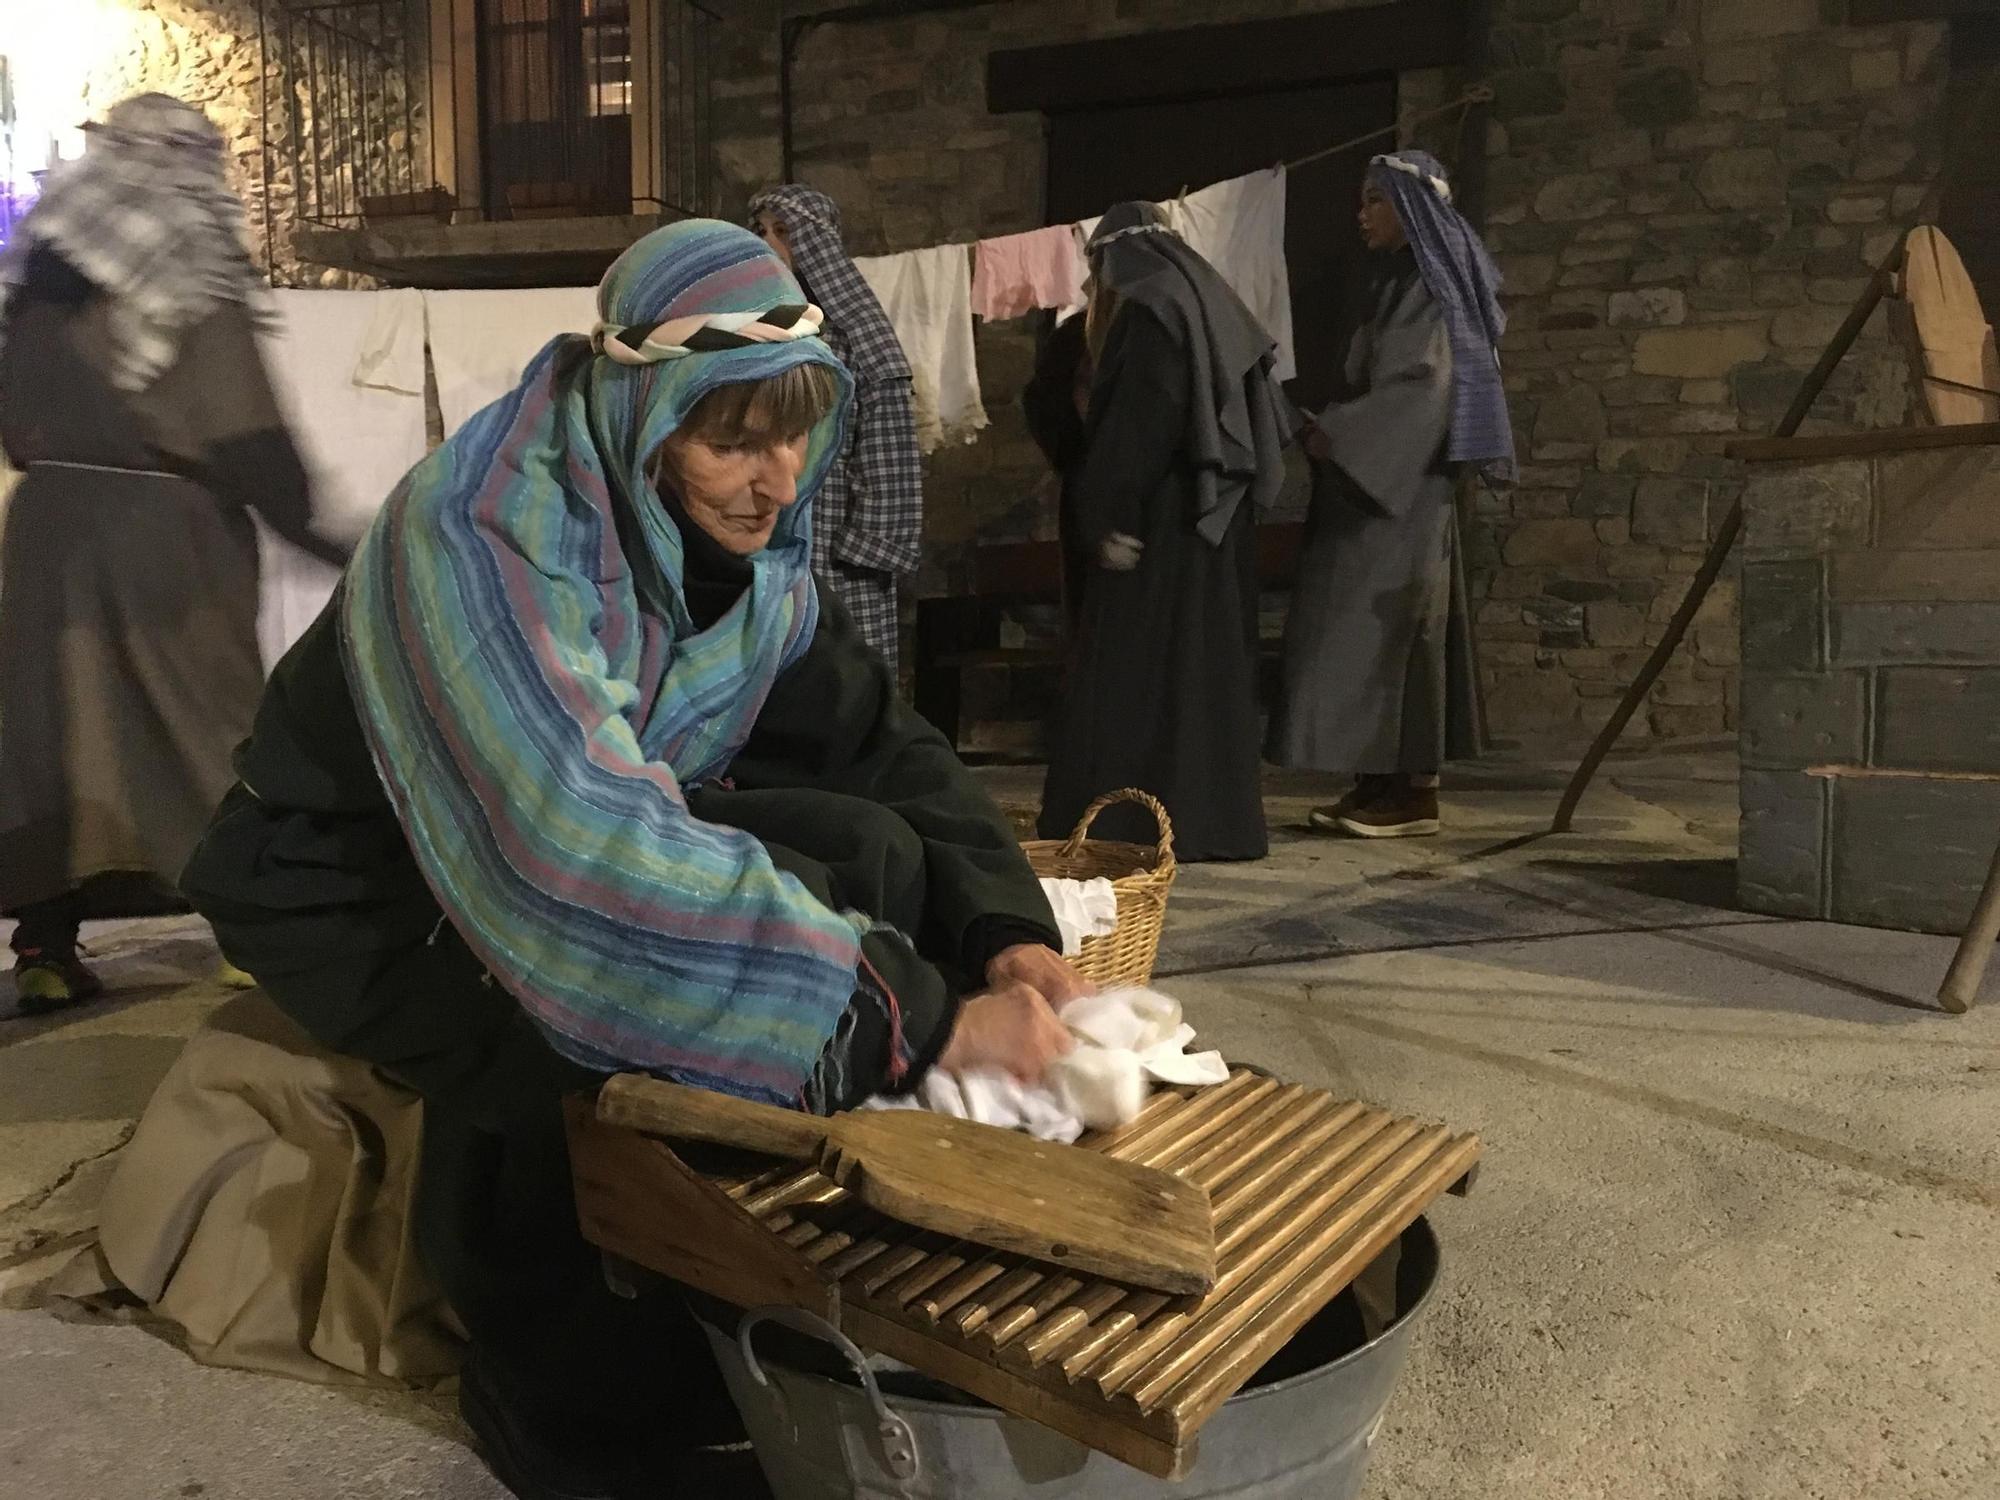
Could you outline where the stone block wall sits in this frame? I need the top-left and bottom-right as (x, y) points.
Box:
(1737, 445), (2000, 935)
(31, 0), (408, 287)
(711, 0), (1959, 746)
(1481, 0), (1948, 742)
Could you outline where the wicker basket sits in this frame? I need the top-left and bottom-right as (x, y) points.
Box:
(1020, 788), (1177, 988)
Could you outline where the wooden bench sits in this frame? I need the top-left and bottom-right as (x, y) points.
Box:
(912, 521), (1307, 750)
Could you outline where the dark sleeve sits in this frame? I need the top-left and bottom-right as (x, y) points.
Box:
(728, 588), (1062, 982)
(800, 958), (952, 1113)
(139, 303), (351, 568)
(1070, 305), (1190, 545)
(15, 244), (96, 309)
(961, 915), (1059, 976)
(1315, 293), (1452, 518)
(0, 247), (114, 469)
(1023, 316), (1089, 474)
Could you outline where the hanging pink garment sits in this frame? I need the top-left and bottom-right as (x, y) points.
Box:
(971, 225), (1088, 322)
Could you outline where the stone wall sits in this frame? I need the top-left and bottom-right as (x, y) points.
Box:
(54, 3), (278, 270)
(1737, 443), (2000, 935)
(1480, 0), (1947, 741)
(26, 0), (402, 287)
(712, 0), (1957, 747)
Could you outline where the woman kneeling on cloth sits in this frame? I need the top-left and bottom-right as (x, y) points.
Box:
(177, 221), (1084, 1499)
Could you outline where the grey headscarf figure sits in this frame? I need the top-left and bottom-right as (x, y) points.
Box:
(1084, 202), (1289, 547)
(0, 94), (261, 393)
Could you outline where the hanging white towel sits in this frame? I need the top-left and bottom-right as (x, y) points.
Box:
(1166, 168), (1296, 382)
(1038, 876), (1119, 957)
(422, 286), (601, 437)
(254, 289), (430, 670)
(351, 287), (428, 397)
(852, 244), (987, 454)
(864, 986), (1229, 1143)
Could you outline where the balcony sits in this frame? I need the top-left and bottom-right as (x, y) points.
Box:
(263, 0), (719, 286)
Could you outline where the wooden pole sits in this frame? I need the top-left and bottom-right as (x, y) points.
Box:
(1938, 834), (2000, 1014)
(1549, 240), (1907, 833)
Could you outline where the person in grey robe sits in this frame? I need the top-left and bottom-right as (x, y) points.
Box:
(1267, 150), (1514, 837)
(0, 94), (347, 1012)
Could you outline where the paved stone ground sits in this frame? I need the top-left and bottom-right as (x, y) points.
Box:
(3, 748), (1996, 1499)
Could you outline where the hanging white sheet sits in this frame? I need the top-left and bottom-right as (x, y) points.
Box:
(1165, 168), (1296, 382)
(853, 244), (988, 453)
(255, 288), (429, 671)
(422, 286), (601, 437)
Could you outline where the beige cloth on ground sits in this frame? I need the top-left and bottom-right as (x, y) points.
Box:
(57, 992), (462, 1388)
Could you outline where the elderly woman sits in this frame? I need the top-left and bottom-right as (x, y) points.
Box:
(0, 94), (347, 1010)
(179, 221), (1081, 1500)
(1267, 151), (1511, 837)
(1037, 202), (1289, 864)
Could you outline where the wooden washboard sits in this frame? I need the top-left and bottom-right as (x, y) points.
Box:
(568, 1068), (1480, 1480)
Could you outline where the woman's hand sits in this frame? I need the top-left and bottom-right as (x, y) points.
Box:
(1099, 532), (1144, 571)
(938, 980), (1074, 1082)
(987, 943), (1096, 1010)
(1301, 423), (1333, 463)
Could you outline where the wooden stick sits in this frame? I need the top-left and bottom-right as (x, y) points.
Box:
(1938, 834), (2000, 1015)
(1550, 243), (1905, 834)
(1727, 422), (2000, 463)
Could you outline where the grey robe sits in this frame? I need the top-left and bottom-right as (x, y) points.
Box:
(1266, 259), (1485, 774)
(0, 255), (337, 918)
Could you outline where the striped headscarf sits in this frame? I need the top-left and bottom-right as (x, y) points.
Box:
(342, 220), (871, 1104)
(1368, 151), (1516, 485)
(747, 185), (911, 384)
(0, 93), (262, 392)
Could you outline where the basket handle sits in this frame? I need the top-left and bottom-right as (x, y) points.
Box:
(1061, 787), (1176, 869)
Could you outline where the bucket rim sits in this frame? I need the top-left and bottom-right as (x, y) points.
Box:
(704, 1215), (1444, 1418)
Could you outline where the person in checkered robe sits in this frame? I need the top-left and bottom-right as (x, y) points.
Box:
(749, 185), (921, 677)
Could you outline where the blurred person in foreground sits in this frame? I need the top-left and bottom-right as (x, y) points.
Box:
(0, 93), (347, 1012)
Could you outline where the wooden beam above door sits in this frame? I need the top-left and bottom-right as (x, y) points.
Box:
(986, 0), (1468, 116)
(1849, 0), (1999, 22)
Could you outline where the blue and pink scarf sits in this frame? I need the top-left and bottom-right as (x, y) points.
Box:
(342, 220), (869, 1103)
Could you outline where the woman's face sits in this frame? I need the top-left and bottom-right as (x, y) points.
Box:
(751, 212), (795, 271)
(1358, 181), (1407, 253)
(655, 428), (811, 555)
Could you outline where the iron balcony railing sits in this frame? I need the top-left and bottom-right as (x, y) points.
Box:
(260, 0), (715, 232)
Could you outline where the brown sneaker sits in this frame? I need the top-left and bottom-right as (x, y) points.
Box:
(1336, 782), (1440, 839)
(1309, 775), (1390, 833)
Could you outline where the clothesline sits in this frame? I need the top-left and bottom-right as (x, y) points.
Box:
(1280, 84), (1496, 175)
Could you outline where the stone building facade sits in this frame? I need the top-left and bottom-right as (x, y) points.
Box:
(711, 0), (1967, 745)
(12, 0), (416, 288)
(18, 1), (1976, 746)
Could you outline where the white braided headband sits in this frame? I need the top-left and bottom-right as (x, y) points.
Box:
(1371, 154), (1454, 203)
(1089, 220), (1176, 250)
(592, 303), (826, 366)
